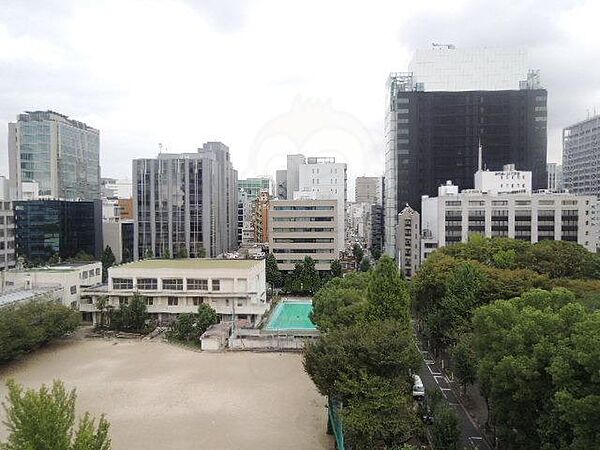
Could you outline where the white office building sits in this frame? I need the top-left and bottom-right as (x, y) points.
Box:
(547, 163), (564, 192)
(269, 199), (341, 271)
(421, 167), (599, 261)
(81, 259), (267, 326)
(563, 114), (600, 197)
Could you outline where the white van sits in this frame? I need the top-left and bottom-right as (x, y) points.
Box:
(412, 374), (425, 399)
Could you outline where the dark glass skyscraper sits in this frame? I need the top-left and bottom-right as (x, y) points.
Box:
(13, 200), (103, 263)
(384, 48), (548, 255)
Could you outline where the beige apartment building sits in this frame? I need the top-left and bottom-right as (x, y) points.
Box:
(81, 259), (267, 326)
(269, 199), (341, 272)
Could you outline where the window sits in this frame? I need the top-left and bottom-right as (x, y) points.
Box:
(96, 268), (101, 276)
(70, 286), (77, 294)
(187, 279), (208, 290)
(88, 270), (95, 278)
(113, 278), (133, 289)
(167, 297), (179, 306)
(144, 298), (154, 306)
(192, 297), (202, 306)
(237, 300), (243, 307)
(137, 278), (158, 290)
(82, 272), (88, 279)
(212, 279), (220, 291)
(163, 278), (183, 290)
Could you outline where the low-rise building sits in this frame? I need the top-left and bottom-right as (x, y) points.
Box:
(1, 262), (102, 308)
(0, 285), (64, 309)
(269, 199), (341, 272)
(81, 259), (267, 326)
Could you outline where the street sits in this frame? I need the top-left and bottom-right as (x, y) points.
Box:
(418, 346), (492, 450)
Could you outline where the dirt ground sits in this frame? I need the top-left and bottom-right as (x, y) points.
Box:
(0, 339), (333, 450)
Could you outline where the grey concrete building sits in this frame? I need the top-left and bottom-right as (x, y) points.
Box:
(133, 142), (238, 259)
(268, 199), (341, 272)
(355, 176), (383, 205)
(563, 115), (600, 197)
(8, 110), (100, 200)
(285, 154), (306, 200)
(547, 163), (563, 192)
(276, 169), (287, 199)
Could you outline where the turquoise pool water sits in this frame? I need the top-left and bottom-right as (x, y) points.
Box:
(265, 300), (316, 331)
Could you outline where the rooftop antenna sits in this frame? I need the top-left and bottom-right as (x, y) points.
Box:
(158, 143), (163, 154)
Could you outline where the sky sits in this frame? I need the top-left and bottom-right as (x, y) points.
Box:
(0, 0), (599, 192)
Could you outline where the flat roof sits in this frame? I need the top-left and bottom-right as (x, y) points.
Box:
(13, 262), (99, 273)
(0, 286), (62, 307)
(116, 259), (261, 270)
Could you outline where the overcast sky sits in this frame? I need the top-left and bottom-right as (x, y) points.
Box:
(0, 0), (598, 188)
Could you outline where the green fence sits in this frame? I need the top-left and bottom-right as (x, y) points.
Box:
(328, 397), (346, 450)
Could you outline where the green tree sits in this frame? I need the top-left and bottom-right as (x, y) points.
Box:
(352, 243), (364, 269)
(370, 247), (382, 261)
(359, 257), (371, 272)
(330, 259), (343, 278)
(266, 253), (283, 288)
(452, 336), (477, 394)
(303, 320), (420, 401)
(196, 247), (207, 258)
(143, 248), (153, 259)
(1, 379), (111, 450)
(196, 303), (218, 335)
(431, 403), (461, 450)
(0, 301), (80, 364)
(100, 246), (116, 283)
(299, 256), (321, 295)
(49, 252), (61, 265)
(95, 296), (109, 329)
(340, 373), (419, 450)
(366, 256), (411, 323)
(68, 251), (95, 262)
(520, 240), (598, 279)
(311, 272), (371, 332)
(163, 248), (171, 259)
(110, 294), (148, 333)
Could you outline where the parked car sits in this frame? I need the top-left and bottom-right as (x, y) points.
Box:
(412, 374), (425, 399)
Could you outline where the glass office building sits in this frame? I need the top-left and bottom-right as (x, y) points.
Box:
(133, 142), (238, 259)
(238, 177), (271, 199)
(13, 200), (103, 264)
(8, 110), (100, 200)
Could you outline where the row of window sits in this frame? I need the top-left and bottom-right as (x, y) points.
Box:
(114, 296), (245, 307)
(446, 199), (587, 207)
(112, 278), (223, 291)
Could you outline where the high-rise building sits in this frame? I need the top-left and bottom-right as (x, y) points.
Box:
(238, 177), (271, 199)
(268, 199), (341, 272)
(13, 200), (103, 264)
(237, 189), (254, 246)
(286, 154), (306, 200)
(384, 47), (547, 255)
(133, 142), (237, 259)
(563, 115), (600, 197)
(0, 177), (16, 271)
(355, 176), (383, 204)
(547, 163), (564, 192)
(8, 111), (100, 200)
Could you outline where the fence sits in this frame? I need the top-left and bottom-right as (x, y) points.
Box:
(328, 397), (346, 450)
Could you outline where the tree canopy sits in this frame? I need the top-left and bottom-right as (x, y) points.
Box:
(1, 379), (111, 450)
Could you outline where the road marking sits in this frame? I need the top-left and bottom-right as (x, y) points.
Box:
(427, 365), (442, 376)
(424, 359), (435, 364)
(440, 387), (451, 391)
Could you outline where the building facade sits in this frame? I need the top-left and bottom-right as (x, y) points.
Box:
(396, 206), (420, 279)
(0, 177), (16, 271)
(238, 189), (255, 246)
(384, 51), (547, 255)
(276, 169), (287, 199)
(238, 177), (271, 198)
(269, 199), (341, 271)
(102, 220), (134, 264)
(13, 200), (103, 263)
(547, 163), (563, 192)
(563, 115), (600, 197)
(421, 182), (598, 261)
(8, 110), (100, 200)
(355, 176), (383, 204)
(81, 259), (267, 326)
(2, 262), (102, 308)
(133, 142), (238, 259)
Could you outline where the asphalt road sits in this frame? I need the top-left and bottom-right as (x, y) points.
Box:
(418, 346), (492, 450)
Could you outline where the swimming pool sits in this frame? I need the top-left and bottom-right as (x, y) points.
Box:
(264, 299), (317, 331)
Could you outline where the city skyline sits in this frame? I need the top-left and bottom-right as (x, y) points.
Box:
(1, 0), (599, 187)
